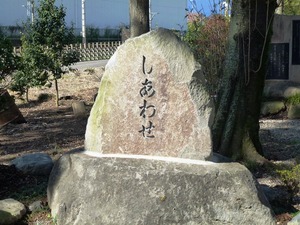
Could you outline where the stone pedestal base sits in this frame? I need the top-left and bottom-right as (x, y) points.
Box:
(48, 152), (275, 225)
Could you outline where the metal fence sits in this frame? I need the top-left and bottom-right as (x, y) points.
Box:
(13, 41), (122, 61)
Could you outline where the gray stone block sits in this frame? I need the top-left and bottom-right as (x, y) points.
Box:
(48, 152), (275, 225)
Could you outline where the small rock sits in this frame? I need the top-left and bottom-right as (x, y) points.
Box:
(288, 104), (300, 119)
(28, 200), (43, 213)
(10, 153), (53, 176)
(0, 198), (26, 225)
(261, 101), (286, 116)
(284, 87), (300, 98)
(72, 101), (86, 117)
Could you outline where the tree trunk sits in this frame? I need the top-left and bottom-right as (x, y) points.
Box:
(212, 0), (277, 163)
(129, 0), (149, 38)
(55, 78), (59, 107)
(25, 88), (29, 103)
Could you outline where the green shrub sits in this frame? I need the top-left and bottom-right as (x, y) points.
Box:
(286, 93), (300, 106)
(0, 32), (19, 82)
(277, 164), (300, 196)
(184, 14), (229, 95)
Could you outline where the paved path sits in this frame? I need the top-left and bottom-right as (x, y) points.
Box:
(71, 60), (108, 70)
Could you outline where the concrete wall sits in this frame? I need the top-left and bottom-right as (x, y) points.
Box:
(0, 0), (187, 30)
(270, 15), (300, 83)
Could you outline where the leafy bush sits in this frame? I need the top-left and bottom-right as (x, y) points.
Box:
(184, 14), (229, 95)
(277, 164), (300, 197)
(10, 35), (49, 98)
(282, 0), (300, 15)
(0, 32), (18, 83)
(286, 93), (300, 106)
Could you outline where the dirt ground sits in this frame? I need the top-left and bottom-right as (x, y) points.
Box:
(0, 67), (103, 164)
(0, 66), (300, 224)
(0, 68), (103, 224)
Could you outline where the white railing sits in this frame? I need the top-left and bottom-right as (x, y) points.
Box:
(13, 41), (122, 61)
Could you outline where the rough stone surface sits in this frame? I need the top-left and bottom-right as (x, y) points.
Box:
(85, 28), (213, 160)
(288, 104), (300, 119)
(48, 152), (275, 225)
(261, 101), (286, 116)
(10, 153), (53, 176)
(0, 198), (26, 225)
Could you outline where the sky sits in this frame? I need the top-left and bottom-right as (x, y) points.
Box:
(187, 0), (226, 16)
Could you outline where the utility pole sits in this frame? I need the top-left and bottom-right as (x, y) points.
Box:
(82, 0), (86, 45)
(30, 0), (34, 24)
(25, 0), (34, 24)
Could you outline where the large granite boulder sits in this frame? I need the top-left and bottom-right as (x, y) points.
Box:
(48, 152), (275, 225)
(85, 28), (213, 160)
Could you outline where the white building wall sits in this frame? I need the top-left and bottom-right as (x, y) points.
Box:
(0, 0), (187, 30)
(271, 15), (300, 83)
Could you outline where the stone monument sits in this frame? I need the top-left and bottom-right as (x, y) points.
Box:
(48, 28), (275, 225)
(85, 28), (213, 160)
